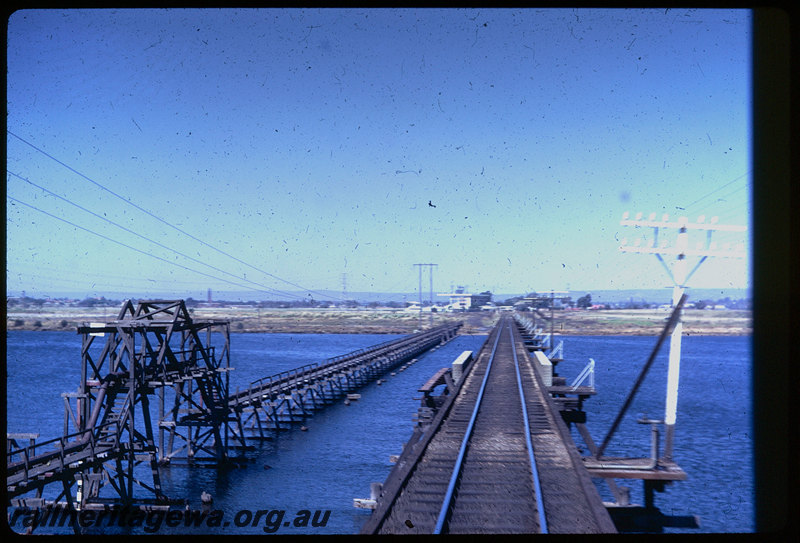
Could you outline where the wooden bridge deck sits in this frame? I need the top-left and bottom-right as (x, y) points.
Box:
(361, 316), (616, 534)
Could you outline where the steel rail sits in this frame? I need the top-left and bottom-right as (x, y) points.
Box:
(433, 319), (548, 534)
(508, 324), (549, 533)
(433, 321), (504, 534)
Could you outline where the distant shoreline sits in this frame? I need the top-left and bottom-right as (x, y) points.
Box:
(6, 307), (752, 336)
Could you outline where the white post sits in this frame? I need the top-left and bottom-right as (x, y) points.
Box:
(663, 218), (688, 460)
(619, 211), (747, 462)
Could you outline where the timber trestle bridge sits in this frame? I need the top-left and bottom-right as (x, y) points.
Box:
(6, 299), (461, 517)
(359, 314), (615, 534)
(360, 312), (696, 534)
(8, 299), (697, 534)
(227, 321), (461, 436)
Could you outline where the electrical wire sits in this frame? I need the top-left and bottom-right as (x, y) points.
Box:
(7, 130), (346, 301)
(7, 169), (307, 300)
(7, 195), (304, 298)
(681, 170), (751, 215)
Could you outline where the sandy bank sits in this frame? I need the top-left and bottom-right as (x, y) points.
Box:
(6, 306), (751, 336)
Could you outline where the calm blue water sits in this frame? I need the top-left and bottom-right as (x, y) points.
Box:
(5, 331), (753, 533)
(560, 334), (754, 533)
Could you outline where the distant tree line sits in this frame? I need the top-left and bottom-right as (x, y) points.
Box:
(7, 294), (751, 310)
(7, 296), (123, 307)
(186, 297), (408, 309)
(500, 292), (580, 309)
(499, 291), (750, 310)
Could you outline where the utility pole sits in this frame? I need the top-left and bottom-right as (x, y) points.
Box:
(414, 264), (437, 327)
(619, 212), (746, 460)
(429, 264), (436, 325)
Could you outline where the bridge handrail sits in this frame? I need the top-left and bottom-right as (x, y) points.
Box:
(237, 342), (400, 400)
(234, 323), (460, 403)
(549, 339), (564, 360)
(570, 358), (596, 390)
(273, 325), (453, 384)
(316, 326), (451, 374)
(330, 326), (453, 378)
(245, 362), (322, 396)
(7, 419), (123, 477)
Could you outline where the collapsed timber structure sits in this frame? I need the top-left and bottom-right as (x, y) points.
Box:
(7, 299), (461, 525)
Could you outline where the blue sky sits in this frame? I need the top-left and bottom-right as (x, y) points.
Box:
(6, 8), (751, 301)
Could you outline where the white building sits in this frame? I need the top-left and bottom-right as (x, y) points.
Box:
(437, 291), (472, 311)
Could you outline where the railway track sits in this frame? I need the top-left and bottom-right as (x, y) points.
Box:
(438, 316), (548, 533)
(365, 315), (615, 534)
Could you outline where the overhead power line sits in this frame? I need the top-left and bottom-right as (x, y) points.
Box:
(7, 130), (345, 301)
(7, 169), (304, 300)
(7, 195), (305, 299)
(682, 170), (751, 212)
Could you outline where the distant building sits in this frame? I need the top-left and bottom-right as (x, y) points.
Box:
(434, 287), (492, 311)
(470, 291), (492, 309)
(438, 286), (472, 311)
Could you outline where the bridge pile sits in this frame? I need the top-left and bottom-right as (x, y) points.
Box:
(229, 323), (460, 438)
